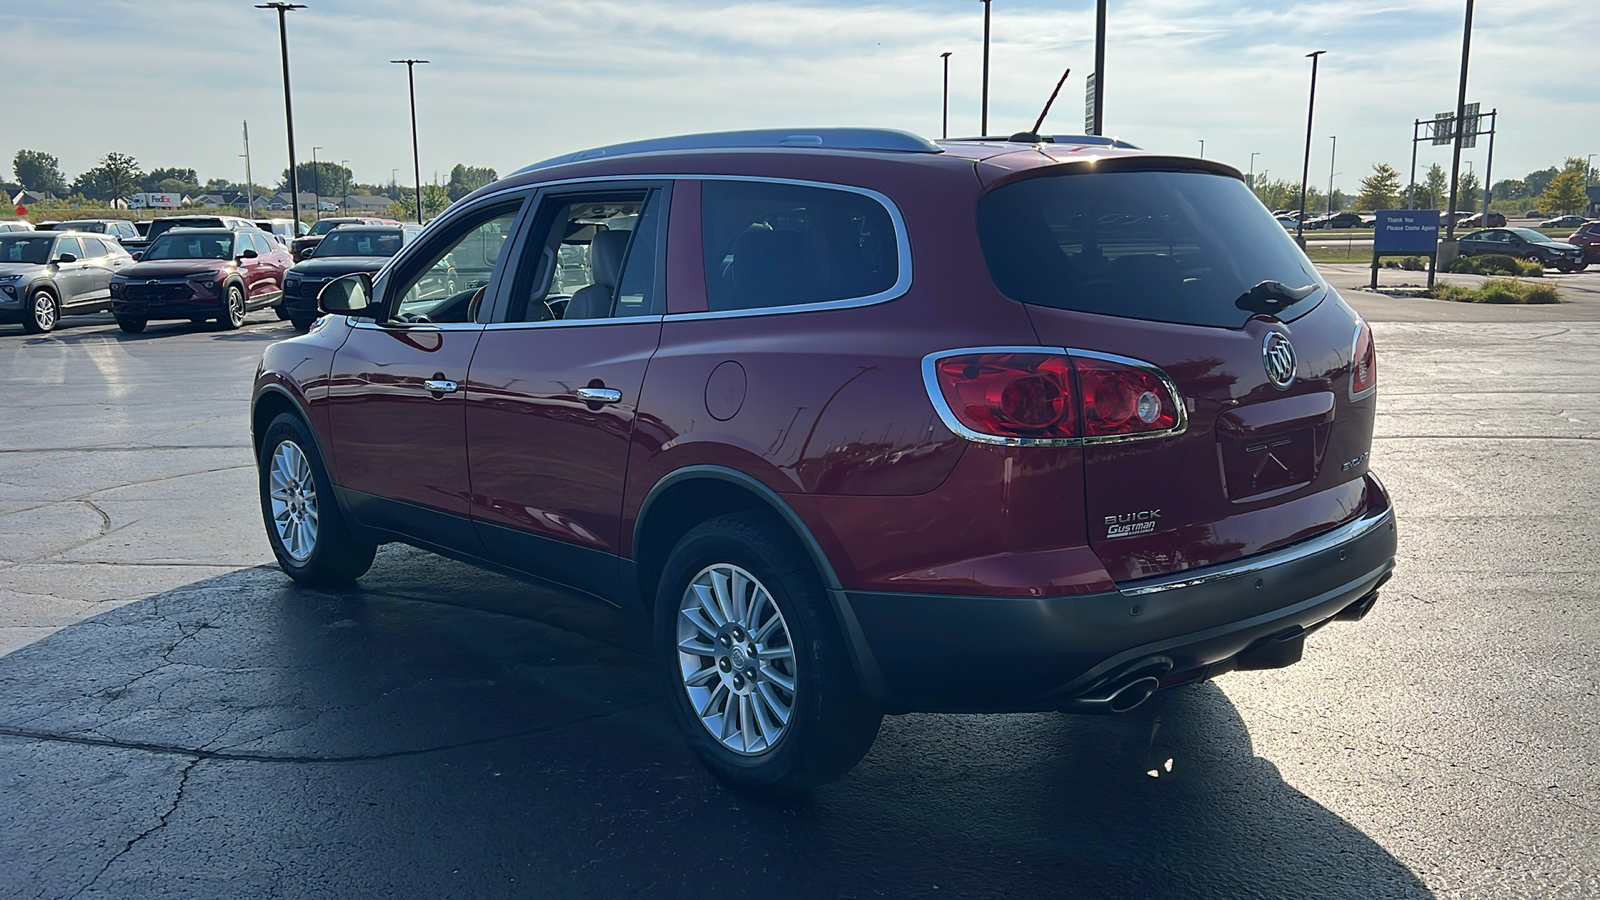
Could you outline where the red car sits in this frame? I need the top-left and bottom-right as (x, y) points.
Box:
(252, 129), (1395, 793)
(1565, 221), (1600, 262)
(111, 228), (291, 332)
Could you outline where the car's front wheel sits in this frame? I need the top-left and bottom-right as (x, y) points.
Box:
(115, 316), (146, 334)
(220, 283), (247, 330)
(274, 303), (291, 321)
(22, 288), (59, 334)
(258, 412), (375, 585)
(656, 512), (881, 796)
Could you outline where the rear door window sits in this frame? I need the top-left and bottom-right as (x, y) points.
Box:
(977, 170), (1323, 328)
(700, 180), (899, 312)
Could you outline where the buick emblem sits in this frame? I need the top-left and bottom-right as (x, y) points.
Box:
(1262, 333), (1297, 390)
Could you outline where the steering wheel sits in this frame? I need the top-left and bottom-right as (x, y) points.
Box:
(396, 312), (432, 324)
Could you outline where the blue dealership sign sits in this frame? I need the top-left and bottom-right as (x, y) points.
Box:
(1373, 209), (1440, 254)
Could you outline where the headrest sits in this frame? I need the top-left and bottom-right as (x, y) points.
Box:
(589, 229), (631, 289)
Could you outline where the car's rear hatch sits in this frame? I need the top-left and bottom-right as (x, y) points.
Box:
(976, 159), (1378, 583)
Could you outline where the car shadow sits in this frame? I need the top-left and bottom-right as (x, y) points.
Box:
(4, 314), (293, 344)
(0, 547), (1434, 899)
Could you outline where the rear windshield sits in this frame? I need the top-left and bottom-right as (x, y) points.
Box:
(977, 170), (1322, 328)
(316, 229), (403, 257)
(147, 219), (224, 241)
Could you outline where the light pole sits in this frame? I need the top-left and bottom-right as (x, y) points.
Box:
(257, 3), (306, 227)
(1444, 0), (1474, 241)
(1198, 139), (1204, 159)
(1327, 135), (1337, 214)
(241, 120), (256, 219)
(1090, 0), (1106, 135)
(1249, 151), (1260, 192)
(340, 159), (349, 211)
(391, 58), (430, 224)
(311, 145), (322, 221)
(979, 0), (991, 136)
(940, 51), (952, 139)
(1297, 50), (1327, 248)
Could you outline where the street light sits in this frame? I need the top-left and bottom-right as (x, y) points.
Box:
(340, 160), (350, 210)
(311, 145), (322, 221)
(1444, 0), (1475, 241)
(1198, 139), (1204, 159)
(979, 0), (992, 136)
(1328, 135), (1337, 214)
(256, 3), (306, 226)
(940, 51), (952, 139)
(1296, 50), (1327, 248)
(391, 58), (430, 224)
(1249, 151), (1260, 191)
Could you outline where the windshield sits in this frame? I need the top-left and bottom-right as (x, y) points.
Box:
(1510, 228), (1556, 243)
(307, 220), (350, 236)
(143, 233), (235, 260)
(147, 219), (223, 242)
(0, 236), (55, 264)
(315, 230), (403, 258)
(977, 170), (1323, 328)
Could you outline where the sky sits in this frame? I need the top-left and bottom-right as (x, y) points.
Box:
(3, 0), (1597, 196)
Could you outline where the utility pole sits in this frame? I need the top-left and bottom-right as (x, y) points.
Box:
(341, 159), (350, 211)
(1328, 135), (1337, 214)
(257, 3), (306, 227)
(979, 0), (991, 136)
(1198, 139), (1204, 159)
(311, 145), (322, 221)
(1444, 0), (1474, 241)
(1091, 0), (1106, 135)
(1249, 151), (1260, 192)
(242, 120), (256, 219)
(1297, 50), (1326, 248)
(392, 59), (430, 224)
(940, 52), (952, 139)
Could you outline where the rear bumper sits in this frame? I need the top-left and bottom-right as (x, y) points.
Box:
(838, 500), (1397, 713)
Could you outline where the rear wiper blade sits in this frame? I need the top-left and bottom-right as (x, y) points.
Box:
(1234, 280), (1319, 316)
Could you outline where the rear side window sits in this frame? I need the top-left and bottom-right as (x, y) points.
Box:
(977, 170), (1322, 328)
(701, 180), (898, 312)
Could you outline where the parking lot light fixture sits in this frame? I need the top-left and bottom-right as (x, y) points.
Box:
(979, 0), (991, 136)
(1297, 50), (1326, 248)
(392, 59), (431, 224)
(1249, 151), (1260, 192)
(312, 145), (323, 221)
(940, 52), (952, 139)
(257, 3), (307, 230)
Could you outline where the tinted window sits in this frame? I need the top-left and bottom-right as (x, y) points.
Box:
(81, 237), (110, 257)
(977, 170), (1323, 328)
(701, 180), (897, 312)
(250, 233), (273, 255)
(0, 236), (54, 263)
(317, 229), (404, 258)
(144, 233), (233, 260)
(56, 237), (83, 259)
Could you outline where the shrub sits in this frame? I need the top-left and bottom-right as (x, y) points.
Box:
(1381, 256), (1427, 271)
(1442, 254), (1543, 277)
(1429, 278), (1560, 304)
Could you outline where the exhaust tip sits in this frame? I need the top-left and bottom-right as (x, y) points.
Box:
(1107, 676), (1160, 713)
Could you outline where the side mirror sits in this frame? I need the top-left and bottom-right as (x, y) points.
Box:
(319, 272), (375, 316)
(55, 253), (78, 264)
(238, 248), (259, 260)
(300, 245), (314, 258)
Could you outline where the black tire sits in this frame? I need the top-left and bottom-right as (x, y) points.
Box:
(1524, 253), (1545, 268)
(257, 412), (375, 585)
(115, 316), (147, 334)
(654, 512), (881, 796)
(289, 316), (316, 333)
(21, 288), (59, 334)
(274, 303), (291, 321)
(220, 283), (247, 330)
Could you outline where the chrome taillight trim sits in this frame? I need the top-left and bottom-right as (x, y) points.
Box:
(1348, 317), (1377, 401)
(920, 346), (1189, 448)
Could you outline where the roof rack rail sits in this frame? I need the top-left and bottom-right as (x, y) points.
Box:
(946, 134), (1142, 150)
(513, 128), (943, 175)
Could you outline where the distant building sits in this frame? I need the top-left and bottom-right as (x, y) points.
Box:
(340, 194), (393, 213)
(10, 190), (59, 206)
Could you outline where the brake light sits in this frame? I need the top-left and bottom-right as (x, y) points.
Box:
(1350, 318), (1377, 399)
(928, 349), (1183, 445)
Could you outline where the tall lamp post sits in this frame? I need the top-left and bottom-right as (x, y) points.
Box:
(979, 0), (991, 136)
(1327, 135), (1337, 214)
(1090, 0), (1106, 135)
(1444, 0), (1474, 242)
(1296, 50), (1327, 248)
(340, 159), (350, 211)
(257, 3), (306, 227)
(391, 58), (430, 224)
(311, 145), (322, 221)
(1198, 139), (1204, 159)
(1249, 151), (1260, 192)
(940, 51), (952, 139)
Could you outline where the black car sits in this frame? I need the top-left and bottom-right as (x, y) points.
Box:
(1459, 228), (1588, 272)
(1304, 211), (1368, 230)
(0, 231), (134, 333)
(280, 224), (420, 331)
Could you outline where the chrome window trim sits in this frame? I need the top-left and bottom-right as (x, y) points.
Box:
(1118, 506), (1394, 598)
(920, 346), (1189, 448)
(1348, 317), (1376, 401)
(482, 314), (664, 332)
(347, 319), (484, 332)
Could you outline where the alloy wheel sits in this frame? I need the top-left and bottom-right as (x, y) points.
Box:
(227, 287), (247, 327)
(32, 293), (57, 331)
(268, 440), (319, 562)
(675, 563), (797, 756)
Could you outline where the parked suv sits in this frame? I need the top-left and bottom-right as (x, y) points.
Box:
(252, 129), (1396, 794)
(122, 214), (257, 256)
(280, 223), (420, 331)
(37, 219), (142, 242)
(290, 216), (385, 261)
(0, 231), (133, 332)
(111, 227), (291, 332)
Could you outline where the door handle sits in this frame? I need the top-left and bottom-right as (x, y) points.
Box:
(423, 379), (459, 394)
(575, 387), (622, 404)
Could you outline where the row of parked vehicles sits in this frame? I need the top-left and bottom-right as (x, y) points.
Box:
(0, 213), (414, 334)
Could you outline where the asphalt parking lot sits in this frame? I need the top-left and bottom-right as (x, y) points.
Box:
(1, 291), (1597, 898)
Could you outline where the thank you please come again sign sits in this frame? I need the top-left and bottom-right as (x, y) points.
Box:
(1374, 210), (1440, 254)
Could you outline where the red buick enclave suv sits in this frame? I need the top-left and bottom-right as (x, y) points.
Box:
(251, 129), (1396, 794)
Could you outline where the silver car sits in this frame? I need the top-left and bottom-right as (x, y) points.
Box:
(0, 231), (134, 333)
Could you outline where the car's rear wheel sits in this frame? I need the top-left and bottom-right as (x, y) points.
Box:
(258, 412), (374, 585)
(22, 289), (58, 334)
(220, 284), (247, 330)
(115, 316), (146, 334)
(655, 512), (881, 796)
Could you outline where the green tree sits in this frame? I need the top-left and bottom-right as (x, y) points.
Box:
(1354, 164), (1401, 211)
(1455, 171), (1481, 212)
(1523, 166), (1559, 198)
(13, 149), (66, 194)
(142, 167), (198, 193)
(1423, 164), (1448, 210)
(70, 152), (142, 202)
(386, 183), (451, 221)
(1539, 170), (1588, 215)
(446, 164), (498, 201)
(282, 161), (352, 201)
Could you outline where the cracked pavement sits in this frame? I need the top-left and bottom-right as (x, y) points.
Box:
(1, 296), (1597, 898)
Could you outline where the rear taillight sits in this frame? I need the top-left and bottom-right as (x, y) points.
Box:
(927, 348), (1184, 446)
(1350, 318), (1377, 399)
